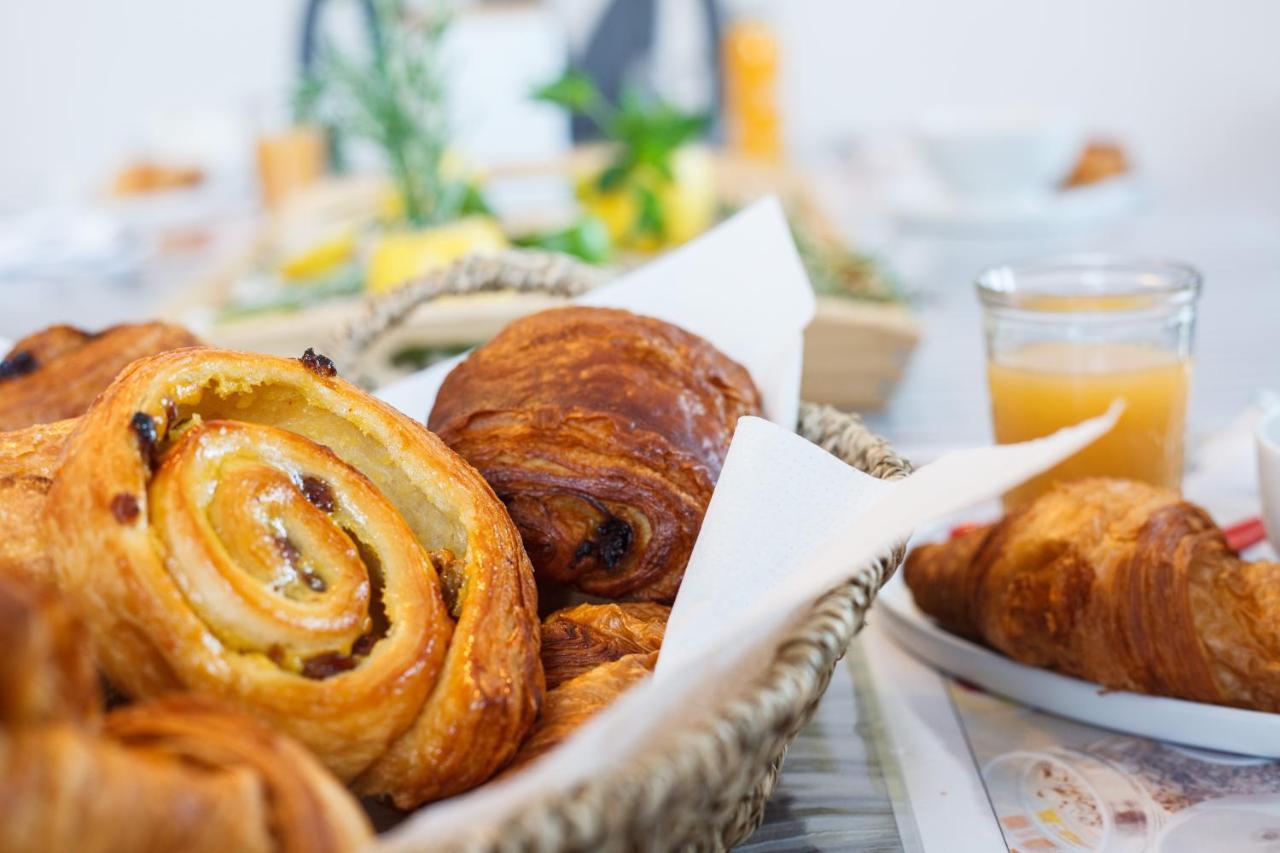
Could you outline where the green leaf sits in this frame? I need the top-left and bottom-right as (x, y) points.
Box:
(513, 216), (613, 264)
(632, 185), (665, 239)
(532, 70), (601, 114)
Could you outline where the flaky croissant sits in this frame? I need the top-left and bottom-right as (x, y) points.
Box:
(429, 306), (761, 602)
(45, 346), (543, 807)
(541, 602), (669, 689)
(904, 478), (1280, 711)
(0, 322), (201, 431)
(0, 572), (372, 853)
(504, 602), (668, 774)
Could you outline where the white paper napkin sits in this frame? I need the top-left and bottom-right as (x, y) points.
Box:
(376, 197), (816, 426)
(373, 201), (1123, 850)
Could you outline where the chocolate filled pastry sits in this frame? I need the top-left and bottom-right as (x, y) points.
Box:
(429, 306), (761, 602)
(0, 572), (372, 853)
(0, 321), (202, 431)
(905, 478), (1280, 711)
(45, 347), (543, 807)
(503, 602), (668, 774)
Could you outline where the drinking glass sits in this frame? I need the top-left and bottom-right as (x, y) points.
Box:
(977, 255), (1201, 508)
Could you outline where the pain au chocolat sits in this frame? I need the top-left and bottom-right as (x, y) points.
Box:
(429, 306), (761, 602)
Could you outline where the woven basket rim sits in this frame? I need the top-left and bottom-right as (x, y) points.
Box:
(335, 252), (912, 851)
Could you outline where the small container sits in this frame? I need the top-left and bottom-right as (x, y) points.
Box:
(977, 255), (1201, 508)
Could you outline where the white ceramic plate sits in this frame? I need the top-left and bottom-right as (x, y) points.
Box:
(877, 571), (1280, 757)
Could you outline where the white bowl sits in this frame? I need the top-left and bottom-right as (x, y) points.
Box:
(1256, 406), (1280, 553)
(918, 116), (1084, 204)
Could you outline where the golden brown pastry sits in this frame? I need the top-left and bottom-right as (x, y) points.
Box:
(45, 347), (543, 807)
(904, 478), (1280, 711)
(501, 602), (668, 775)
(0, 573), (101, 728)
(104, 695), (373, 853)
(541, 602), (669, 689)
(503, 653), (656, 776)
(429, 306), (761, 602)
(0, 419), (75, 581)
(0, 572), (372, 853)
(0, 321), (202, 431)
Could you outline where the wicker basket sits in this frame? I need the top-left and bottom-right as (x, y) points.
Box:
(334, 254), (912, 852)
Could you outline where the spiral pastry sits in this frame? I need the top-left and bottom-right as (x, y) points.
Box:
(0, 572), (372, 853)
(46, 347), (543, 806)
(429, 306), (761, 601)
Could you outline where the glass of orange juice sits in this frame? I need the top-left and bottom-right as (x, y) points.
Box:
(977, 256), (1201, 508)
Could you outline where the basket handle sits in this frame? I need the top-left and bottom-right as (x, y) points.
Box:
(331, 249), (609, 388)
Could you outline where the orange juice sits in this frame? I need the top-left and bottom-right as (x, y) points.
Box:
(723, 18), (783, 163)
(256, 125), (327, 209)
(988, 341), (1191, 507)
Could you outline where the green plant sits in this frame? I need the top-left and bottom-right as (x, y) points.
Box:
(296, 0), (489, 227)
(533, 70), (709, 240)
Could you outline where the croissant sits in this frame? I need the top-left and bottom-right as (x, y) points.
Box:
(45, 346), (543, 806)
(429, 306), (761, 602)
(504, 602), (668, 774)
(504, 653), (656, 775)
(0, 322), (201, 431)
(904, 477), (1280, 712)
(0, 572), (372, 853)
(541, 601), (669, 689)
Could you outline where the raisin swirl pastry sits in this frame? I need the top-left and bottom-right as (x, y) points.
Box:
(45, 347), (543, 806)
(0, 572), (372, 853)
(429, 307), (761, 602)
(0, 321), (202, 431)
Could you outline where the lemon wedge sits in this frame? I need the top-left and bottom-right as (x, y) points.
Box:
(280, 232), (357, 281)
(366, 217), (508, 294)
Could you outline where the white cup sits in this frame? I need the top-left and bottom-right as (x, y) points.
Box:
(1257, 406), (1280, 553)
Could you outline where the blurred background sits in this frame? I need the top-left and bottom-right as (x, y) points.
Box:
(1, 0), (1277, 451)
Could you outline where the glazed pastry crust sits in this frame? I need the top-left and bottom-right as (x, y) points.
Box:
(502, 602), (668, 774)
(0, 572), (372, 853)
(0, 322), (202, 431)
(904, 478), (1280, 711)
(503, 652), (657, 776)
(430, 306), (760, 602)
(541, 602), (669, 689)
(45, 347), (542, 806)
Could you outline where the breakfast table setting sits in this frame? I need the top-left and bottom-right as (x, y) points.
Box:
(4, 4), (1280, 851)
